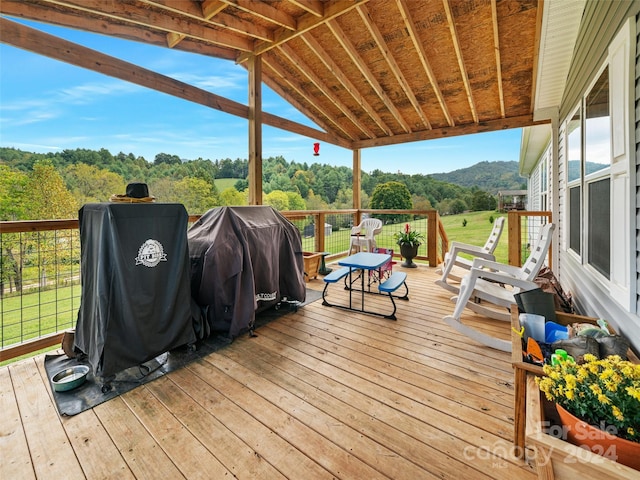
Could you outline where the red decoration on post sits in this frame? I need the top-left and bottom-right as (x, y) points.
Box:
(313, 142), (320, 156)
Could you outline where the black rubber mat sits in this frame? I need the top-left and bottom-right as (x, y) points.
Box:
(44, 288), (323, 416)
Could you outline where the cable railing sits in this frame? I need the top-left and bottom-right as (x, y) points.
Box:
(0, 208), (454, 362)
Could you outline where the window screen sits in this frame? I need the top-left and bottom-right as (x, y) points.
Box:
(588, 178), (610, 278)
(569, 186), (581, 254)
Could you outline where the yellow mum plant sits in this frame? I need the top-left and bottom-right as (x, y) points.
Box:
(536, 354), (640, 443)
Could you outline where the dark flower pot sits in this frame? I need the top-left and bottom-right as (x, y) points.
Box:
(399, 243), (419, 268)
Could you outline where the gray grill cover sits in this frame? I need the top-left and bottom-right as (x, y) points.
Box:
(188, 206), (305, 338)
(74, 203), (195, 378)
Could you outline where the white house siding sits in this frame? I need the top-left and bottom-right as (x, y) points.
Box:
(528, 162), (540, 211)
(553, 2), (640, 352)
(635, 13), (640, 315)
(557, 122), (566, 255)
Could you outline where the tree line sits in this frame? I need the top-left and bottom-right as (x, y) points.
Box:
(0, 147), (497, 221)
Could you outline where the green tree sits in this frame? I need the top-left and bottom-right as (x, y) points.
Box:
(291, 169), (313, 198)
(0, 165), (28, 220)
(154, 152), (181, 166)
(411, 194), (432, 212)
(334, 187), (354, 209)
(234, 179), (249, 192)
(451, 198), (467, 214)
(286, 191), (306, 210)
(164, 177), (219, 215)
(470, 190), (497, 211)
(19, 161), (78, 289)
(370, 181), (412, 223)
(64, 163), (126, 204)
(25, 161), (78, 220)
(0, 166), (28, 297)
(219, 187), (247, 206)
(264, 190), (289, 210)
(305, 190), (328, 210)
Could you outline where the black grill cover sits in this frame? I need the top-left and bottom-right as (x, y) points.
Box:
(188, 206), (305, 338)
(74, 203), (195, 378)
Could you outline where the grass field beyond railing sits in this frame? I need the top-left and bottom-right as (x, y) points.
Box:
(439, 211), (509, 264)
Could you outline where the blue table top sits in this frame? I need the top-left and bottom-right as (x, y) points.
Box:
(339, 252), (391, 270)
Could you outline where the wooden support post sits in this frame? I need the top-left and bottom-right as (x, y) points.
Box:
(427, 212), (437, 266)
(508, 211), (522, 266)
(316, 212), (326, 253)
(352, 149), (361, 210)
(248, 55), (263, 205)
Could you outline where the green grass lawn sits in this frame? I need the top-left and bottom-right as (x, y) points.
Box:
(440, 211), (508, 264)
(214, 178), (242, 191)
(298, 210), (507, 264)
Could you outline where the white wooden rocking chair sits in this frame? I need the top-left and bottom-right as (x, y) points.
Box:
(435, 216), (505, 293)
(443, 223), (555, 351)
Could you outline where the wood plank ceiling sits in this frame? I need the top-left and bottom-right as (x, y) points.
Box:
(0, 0), (543, 150)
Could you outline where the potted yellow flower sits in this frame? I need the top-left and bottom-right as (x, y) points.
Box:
(393, 223), (425, 268)
(536, 354), (640, 469)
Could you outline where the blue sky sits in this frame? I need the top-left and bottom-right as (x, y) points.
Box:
(0, 19), (523, 175)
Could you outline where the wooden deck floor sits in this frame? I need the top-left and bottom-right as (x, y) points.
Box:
(1, 265), (536, 479)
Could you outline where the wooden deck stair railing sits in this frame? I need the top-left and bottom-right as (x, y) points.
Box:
(506, 211), (552, 267)
(436, 214), (449, 266)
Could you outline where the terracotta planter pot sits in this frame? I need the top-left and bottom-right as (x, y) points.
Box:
(556, 403), (640, 470)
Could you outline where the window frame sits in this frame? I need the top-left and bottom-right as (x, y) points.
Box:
(563, 62), (612, 283)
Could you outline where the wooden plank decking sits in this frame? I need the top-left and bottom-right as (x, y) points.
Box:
(1, 265), (537, 479)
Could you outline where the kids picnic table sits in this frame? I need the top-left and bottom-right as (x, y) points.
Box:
(322, 252), (408, 320)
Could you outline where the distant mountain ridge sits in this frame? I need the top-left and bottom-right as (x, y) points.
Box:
(429, 161), (526, 194)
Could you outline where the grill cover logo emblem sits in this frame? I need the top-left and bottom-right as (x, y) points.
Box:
(135, 239), (167, 267)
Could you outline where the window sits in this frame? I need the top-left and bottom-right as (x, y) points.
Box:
(585, 68), (610, 176)
(564, 66), (611, 276)
(585, 67), (611, 278)
(569, 186), (581, 254)
(588, 178), (610, 277)
(567, 107), (582, 255)
(560, 18), (633, 310)
(540, 156), (548, 211)
(567, 109), (582, 183)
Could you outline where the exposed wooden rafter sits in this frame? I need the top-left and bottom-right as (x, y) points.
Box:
(300, 33), (393, 136)
(491, 0), (505, 118)
(201, 0), (229, 19)
(352, 114), (546, 150)
(221, 0), (297, 31)
(140, 0), (273, 43)
(442, 0), (478, 123)
(237, 0), (368, 62)
(1, 0), (543, 150)
(278, 43), (376, 139)
(40, 0), (254, 51)
(326, 19), (411, 133)
(262, 53), (356, 141)
(0, 0), (238, 59)
(356, 4), (431, 131)
(396, 0), (453, 127)
(288, 0), (324, 18)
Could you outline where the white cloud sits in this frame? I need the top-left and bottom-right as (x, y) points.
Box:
(171, 72), (246, 91)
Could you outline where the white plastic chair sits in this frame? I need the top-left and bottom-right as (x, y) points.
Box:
(435, 216), (505, 293)
(443, 223), (555, 351)
(349, 218), (383, 254)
